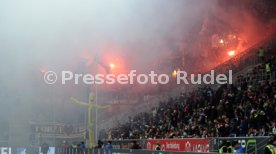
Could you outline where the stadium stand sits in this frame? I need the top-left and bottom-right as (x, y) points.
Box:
(106, 37), (276, 140)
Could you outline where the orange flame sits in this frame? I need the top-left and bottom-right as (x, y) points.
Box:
(228, 50), (235, 56)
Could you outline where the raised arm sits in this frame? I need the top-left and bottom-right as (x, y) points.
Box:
(70, 97), (89, 107)
(93, 104), (111, 109)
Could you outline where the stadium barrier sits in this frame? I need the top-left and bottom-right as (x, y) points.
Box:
(0, 136), (273, 154)
(108, 138), (209, 152)
(55, 148), (216, 154)
(103, 136), (272, 154)
(210, 136), (272, 154)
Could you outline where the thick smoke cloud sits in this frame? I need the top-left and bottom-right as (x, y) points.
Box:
(0, 0), (271, 146)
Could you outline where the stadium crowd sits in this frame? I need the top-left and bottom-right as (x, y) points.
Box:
(106, 47), (276, 140)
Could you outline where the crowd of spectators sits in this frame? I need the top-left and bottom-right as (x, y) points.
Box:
(101, 0), (276, 139)
(105, 47), (276, 140)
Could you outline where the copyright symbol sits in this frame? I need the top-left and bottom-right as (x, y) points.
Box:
(43, 71), (57, 84)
